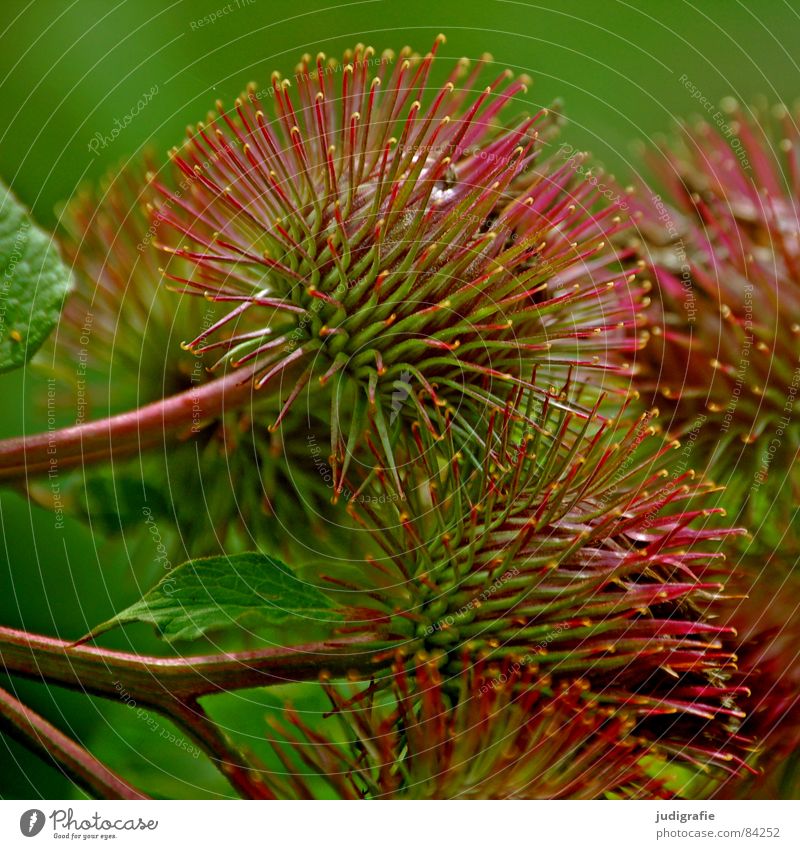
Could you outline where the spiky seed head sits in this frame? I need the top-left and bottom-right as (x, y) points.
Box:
(152, 39), (645, 487)
(49, 157), (210, 409)
(630, 102), (800, 542)
(264, 660), (675, 799)
(308, 387), (750, 777)
(41, 159), (342, 556)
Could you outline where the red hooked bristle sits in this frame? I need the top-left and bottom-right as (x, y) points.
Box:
(262, 660), (676, 799)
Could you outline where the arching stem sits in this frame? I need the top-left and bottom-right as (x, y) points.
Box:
(0, 627), (401, 702)
(0, 363), (262, 482)
(0, 625), (411, 798)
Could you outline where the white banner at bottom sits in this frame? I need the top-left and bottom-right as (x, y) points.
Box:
(0, 799), (797, 848)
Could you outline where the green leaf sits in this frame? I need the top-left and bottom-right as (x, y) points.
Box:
(87, 552), (339, 643)
(0, 181), (72, 372)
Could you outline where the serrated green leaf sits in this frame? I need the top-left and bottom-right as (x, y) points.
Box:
(87, 552), (339, 643)
(0, 181), (72, 372)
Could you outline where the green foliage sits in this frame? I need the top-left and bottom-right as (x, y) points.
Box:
(2, 1), (799, 801)
(0, 181), (71, 372)
(87, 552), (339, 643)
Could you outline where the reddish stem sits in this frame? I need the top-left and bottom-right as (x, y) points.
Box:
(169, 698), (276, 800)
(0, 363), (261, 481)
(0, 626), (409, 798)
(0, 684), (147, 799)
(0, 626), (404, 704)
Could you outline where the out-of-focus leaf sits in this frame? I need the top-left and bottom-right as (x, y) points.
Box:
(0, 181), (71, 372)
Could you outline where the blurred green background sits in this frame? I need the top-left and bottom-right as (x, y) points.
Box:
(2, 0), (799, 798)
